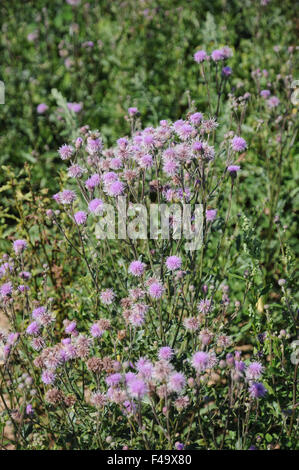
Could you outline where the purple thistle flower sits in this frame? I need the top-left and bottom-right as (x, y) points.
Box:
(267, 96), (280, 108)
(58, 144), (74, 160)
(13, 239), (27, 255)
(192, 351), (210, 372)
(249, 382), (267, 399)
(37, 103), (48, 114)
(158, 346), (174, 361)
(86, 137), (102, 155)
(100, 289), (115, 305)
(206, 209), (217, 221)
(74, 211), (87, 225)
(260, 89), (271, 98)
(163, 159), (179, 176)
(67, 102), (82, 113)
(227, 165), (240, 174)
(53, 189), (76, 205)
(165, 256), (182, 271)
(194, 50), (207, 63)
(128, 260), (146, 277)
(139, 154), (154, 169)
(26, 321), (41, 336)
(211, 49), (224, 61)
(222, 66), (232, 76)
(85, 174), (101, 191)
(32, 306), (46, 319)
(41, 370), (56, 385)
(106, 373), (122, 387)
(90, 323), (104, 338)
(128, 378), (148, 398)
(190, 112), (203, 125)
(68, 164), (86, 178)
(193, 141), (204, 152)
(168, 372), (186, 393)
(148, 281), (164, 299)
(105, 180), (125, 197)
(246, 362), (264, 380)
(198, 299), (212, 314)
(0, 281), (13, 298)
(88, 198), (104, 215)
(175, 442), (184, 450)
(231, 136), (247, 152)
(136, 358), (153, 379)
(65, 321), (77, 335)
(128, 107), (138, 116)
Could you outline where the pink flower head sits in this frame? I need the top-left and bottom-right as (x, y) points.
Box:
(193, 141), (204, 152)
(90, 322), (104, 338)
(68, 164), (86, 178)
(168, 372), (186, 393)
(249, 382), (267, 399)
(58, 144), (74, 160)
(260, 89), (270, 98)
(102, 172), (118, 184)
(175, 442), (184, 450)
(100, 289), (115, 305)
(148, 281), (164, 299)
(26, 404), (34, 415)
(37, 103), (48, 114)
(128, 378), (148, 398)
(183, 317), (199, 331)
(267, 96), (280, 108)
(206, 209), (217, 221)
(227, 165), (240, 173)
(194, 50), (207, 63)
(86, 137), (102, 155)
(53, 189), (76, 205)
(67, 102), (82, 113)
(246, 362), (264, 380)
(0, 282), (13, 298)
(190, 112), (203, 125)
(136, 358), (153, 379)
(198, 299), (212, 314)
(110, 157), (123, 170)
(128, 107), (138, 116)
(231, 136), (247, 152)
(158, 346), (174, 361)
(211, 49), (224, 61)
(139, 154), (154, 169)
(163, 159), (179, 176)
(165, 256), (182, 271)
(41, 370), (56, 385)
(85, 174), (100, 191)
(74, 211), (87, 225)
(106, 373), (122, 387)
(88, 198), (104, 215)
(128, 260), (146, 277)
(65, 321), (77, 335)
(26, 321), (41, 336)
(91, 391), (106, 408)
(75, 137), (83, 149)
(13, 239), (27, 254)
(117, 137), (129, 149)
(176, 123), (194, 140)
(192, 351), (210, 372)
(32, 306), (46, 319)
(105, 180), (125, 197)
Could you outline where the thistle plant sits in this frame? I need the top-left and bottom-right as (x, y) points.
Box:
(0, 44), (298, 451)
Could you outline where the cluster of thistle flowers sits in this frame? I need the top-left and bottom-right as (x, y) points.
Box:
(0, 240), (268, 436)
(52, 109), (246, 231)
(193, 45), (233, 76)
